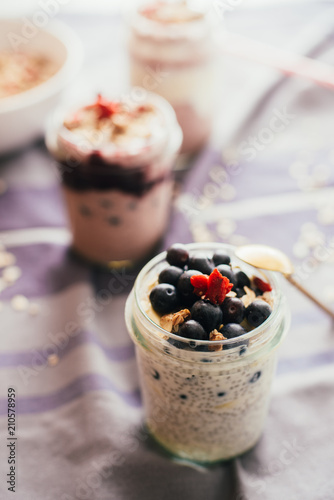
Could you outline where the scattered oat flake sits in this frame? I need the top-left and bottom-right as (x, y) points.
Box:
(11, 295), (29, 311)
(48, 354), (59, 367)
(0, 252), (16, 268)
(293, 241), (309, 259)
(2, 266), (22, 283)
(317, 207), (334, 226)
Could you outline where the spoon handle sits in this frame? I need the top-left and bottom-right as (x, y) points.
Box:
(285, 274), (334, 320)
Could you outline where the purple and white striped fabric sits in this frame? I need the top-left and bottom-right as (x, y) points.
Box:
(1, 4), (334, 499)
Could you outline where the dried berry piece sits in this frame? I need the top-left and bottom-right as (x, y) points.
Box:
(206, 268), (233, 305)
(190, 274), (209, 297)
(253, 277), (272, 293)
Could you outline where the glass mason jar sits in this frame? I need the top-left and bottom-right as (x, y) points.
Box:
(125, 243), (290, 463)
(46, 90), (182, 267)
(128, 2), (219, 154)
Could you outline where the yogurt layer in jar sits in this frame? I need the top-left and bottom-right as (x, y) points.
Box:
(128, 1), (219, 154)
(125, 243), (290, 463)
(46, 92), (182, 266)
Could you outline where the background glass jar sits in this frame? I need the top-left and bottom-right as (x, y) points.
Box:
(46, 91), (182, 267)
(125, 243), (290, 463)
(128, 3), (219, 154)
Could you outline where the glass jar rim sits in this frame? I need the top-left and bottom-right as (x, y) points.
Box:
(133, 242), (285, 350)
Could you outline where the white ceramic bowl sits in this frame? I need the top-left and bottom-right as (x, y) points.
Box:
(0, 19), (83, 155)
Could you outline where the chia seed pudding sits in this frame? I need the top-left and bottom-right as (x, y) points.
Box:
(125, 243), (290, 463)
(46, 92), (182, 266)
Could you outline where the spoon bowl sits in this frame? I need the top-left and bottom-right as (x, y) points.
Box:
(236, 244), (334, 320)
(235, 244), (294, 275)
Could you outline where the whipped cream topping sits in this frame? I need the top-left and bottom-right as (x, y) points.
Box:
(0, 51), (57, 99)
(63, 95), (165, 150)
(140, 1), (204, 24)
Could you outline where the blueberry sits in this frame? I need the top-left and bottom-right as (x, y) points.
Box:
(158, 266), (183, 286)
(245, 300), (272, 327)
(166, 243), (189, 268)
(179, 394), (187, 399)
(217, 391), (226, 397)
(221, 297), (245, 324)
(215, 264), (237, 287)
(188, 254), (213, 275)
(178, 320), (208, 341)
(249, 371), (261, 383)
(149, 284), (179, 315)
(177, 270), (202, 304)
(212, 251), (231, 266)
(235, 270), (250, 289)
(220, 323), (246, 339)
(220, 323), (248, 350)
(191, 300), (222, 333)
(235, 287), (246, 298)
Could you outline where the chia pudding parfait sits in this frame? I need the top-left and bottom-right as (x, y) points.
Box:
(125, 243), (290, 463)
(46, 91), (182, 266)
(128, 1), (219, 154)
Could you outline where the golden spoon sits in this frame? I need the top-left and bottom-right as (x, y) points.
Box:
(235, 244), (334, 320)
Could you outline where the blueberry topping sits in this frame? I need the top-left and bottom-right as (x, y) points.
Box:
(215, 264), (237, 287)
(177, 270), (202, 304)
(245, 300), (272, 327)
(178, 320), (208, 341)
(221, 297), (245, 324)
(235, 287), (246, 298)
(191, 300), (222, 333)
(150, 284), (179, 315)
(188, 254), (213, 275)
(235, 270), (250, 289)
(249, 371), (261, 383)
(180, 394), (187, 399)
(158, 266), (183, 286)
(212, 251), (231, 266)
(220, 323), (246, 339)
(166, 244), (189, 268)
(217, 391), (226, 397)
(220, 323), (248, 350)
(152, 370), (160, 380)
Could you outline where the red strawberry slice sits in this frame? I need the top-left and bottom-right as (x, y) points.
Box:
(253, 277), (272, 293)
(207, 268), (233, 305)
(190, 274), (209, 297)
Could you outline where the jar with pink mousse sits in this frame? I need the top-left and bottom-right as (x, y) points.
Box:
(46, 91), (182, 266)
(128, 1), (218, 154)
